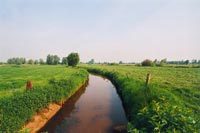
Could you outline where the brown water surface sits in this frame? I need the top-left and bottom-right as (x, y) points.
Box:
(40, 75), (127, 133)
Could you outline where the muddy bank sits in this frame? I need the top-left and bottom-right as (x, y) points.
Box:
(23, 103), (62, 133)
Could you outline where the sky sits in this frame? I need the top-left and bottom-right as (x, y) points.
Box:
(0, 0), (199, 62)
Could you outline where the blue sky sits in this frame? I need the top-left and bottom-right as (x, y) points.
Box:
(0, 0), (199, 62)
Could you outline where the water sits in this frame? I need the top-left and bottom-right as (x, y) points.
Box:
(40, 75), (127, 133)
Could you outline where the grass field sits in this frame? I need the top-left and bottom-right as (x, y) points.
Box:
(81, 64), (200, 132)
(0, 65), (86, 98)
(0, 65), (88, 132)
(0, 64), (199, 132)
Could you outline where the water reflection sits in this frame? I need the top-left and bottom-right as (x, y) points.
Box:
(40, 75), (127, 133)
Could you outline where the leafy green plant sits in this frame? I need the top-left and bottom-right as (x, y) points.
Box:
(135, 97), (198, 132)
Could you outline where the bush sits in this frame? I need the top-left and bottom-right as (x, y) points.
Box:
(135, 97), (198, 132)
(108, 63), (118, 66)
(141, 59), (153, 66)
(67, 53), (80, 67)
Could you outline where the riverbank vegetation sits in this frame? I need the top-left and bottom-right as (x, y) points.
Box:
(81, 64), (200, 132)
(0, 65), (88, 132)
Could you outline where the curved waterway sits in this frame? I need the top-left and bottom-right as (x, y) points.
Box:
(40, 75), (127, 133)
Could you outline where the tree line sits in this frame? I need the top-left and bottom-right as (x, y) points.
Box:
(5, 55), (200, 67)
(6, 53), (80, 66)
(85, 58), (200, 66)
(141, 59), (200, 66)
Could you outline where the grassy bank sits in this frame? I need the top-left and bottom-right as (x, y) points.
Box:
(81, 64), (200, 132)
(0, 65), (88, 132)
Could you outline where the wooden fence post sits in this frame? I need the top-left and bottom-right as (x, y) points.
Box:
(26, 80), (33, 90)
(146, 73), (151, 86)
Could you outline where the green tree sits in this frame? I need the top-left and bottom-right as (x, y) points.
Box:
(191, 59), (197, 64)
(28, 59), (34, 64)
(19, 58), (26, 64)
(46, 54), (53, 65)
(62, 57), (68, 65)
(185, 60), (189, 65)
(7, 59), (13, 64)
(141, 59), (153, 66)
(34, 60), (39, 65)
(53, 55), (60, 65)
(160, 58), (167, 66)
(46, 54), (60, 65)
(67, 53), (80, 67)
(88, 59), (95, 64)
(7, 57), (26, 65)
(119, 61), (123, 64)
(39, 58), (45, 64)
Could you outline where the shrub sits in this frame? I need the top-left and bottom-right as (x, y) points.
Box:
(67, 53), (80, 67)
(135, 97), (198, 132)
(141, 59), (153, 66)
(109, 63), (118, 66)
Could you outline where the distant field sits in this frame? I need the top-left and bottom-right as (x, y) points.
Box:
(81, 64), (200, 132)
(0, 65), (83, 98)
(0, 65), (88, 131)
(81, 64), (200, 110)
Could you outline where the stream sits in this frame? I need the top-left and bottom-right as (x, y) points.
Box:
(40, 74), (127, 133)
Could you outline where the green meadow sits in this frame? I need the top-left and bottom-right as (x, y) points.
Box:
(0, 65), (88, 131)
(81, 64), (200, 132)
(0, 64), (199, 132)
(0, 65), (87, 97)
